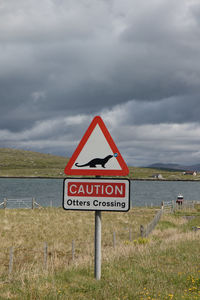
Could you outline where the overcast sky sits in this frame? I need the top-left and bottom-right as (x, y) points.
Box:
(1, 0), (200, 166)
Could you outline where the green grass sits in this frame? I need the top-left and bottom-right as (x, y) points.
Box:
(1, 148), (199, 180)
(156, 220), (178, 231)
(0, 207), (199, 299)
(0, 148), (68, 177)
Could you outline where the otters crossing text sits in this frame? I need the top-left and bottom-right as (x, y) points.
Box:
(63, 178), (130, 212)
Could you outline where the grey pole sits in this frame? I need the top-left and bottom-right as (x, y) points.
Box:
(9, 247), (14, 276)
(94, 210), (101, 280)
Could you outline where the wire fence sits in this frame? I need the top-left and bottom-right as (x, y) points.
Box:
(0, 225), (145, 278)
(3, 200), (198, 278)
(163, 200), (200, 213)
(0, 198), (42, 209)
(140, 206), (163, 237)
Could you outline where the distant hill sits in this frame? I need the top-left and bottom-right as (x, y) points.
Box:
(147, 163), (200, 172)
(0, 148), (69, 177)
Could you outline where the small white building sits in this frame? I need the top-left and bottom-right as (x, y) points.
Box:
(152, 173), (163, 179)
(183, 171), (197, 176)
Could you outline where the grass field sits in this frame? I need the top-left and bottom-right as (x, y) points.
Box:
(0, 207), (199, 299)
(1, 147), (199, 180)
(0, 148), (68, 178)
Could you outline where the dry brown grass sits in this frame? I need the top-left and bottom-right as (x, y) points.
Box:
(0, 207), (200, 299)
(0, 207), (156, 278)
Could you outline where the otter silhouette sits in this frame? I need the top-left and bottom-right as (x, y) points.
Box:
(75, 155), (113, 168)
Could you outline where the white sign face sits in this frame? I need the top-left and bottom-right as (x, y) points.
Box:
(63, 178), (130, 212)
(71, 124), (121, 171)
(64, 116), (129, 176)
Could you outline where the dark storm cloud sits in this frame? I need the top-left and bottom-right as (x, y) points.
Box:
(114, 96), (200, 125)
(1, 1), (200, 122)
(1, 0), (200, 165)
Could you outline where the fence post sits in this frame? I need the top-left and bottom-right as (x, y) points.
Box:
(161, 203), (164, 213)
(140, 225), (145, 237)
(9, 247), (14, 276)
(129, 228), (132, 241)
(113, 231), (116, 248)
(72, 240), (75, 261)
(4, 198), (7, 209)
(32, 198), (35, 209)
(171, 200), (174, 213)
(44, 242), (48, 270)
(192, 201), (194, 210)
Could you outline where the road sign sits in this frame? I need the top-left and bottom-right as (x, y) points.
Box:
(64, 116), (129, 176)
(63, 178), (130, 212)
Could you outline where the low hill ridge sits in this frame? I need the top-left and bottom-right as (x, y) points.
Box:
(147, 162), (200, 171)
(0, 148), (68, 177)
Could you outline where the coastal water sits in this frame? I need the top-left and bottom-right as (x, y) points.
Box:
(1, 178), (200, 208)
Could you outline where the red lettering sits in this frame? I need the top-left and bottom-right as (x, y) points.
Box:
(68, 182), (125, 197)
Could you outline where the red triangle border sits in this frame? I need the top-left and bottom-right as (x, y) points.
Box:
(64, 116), (129, 176)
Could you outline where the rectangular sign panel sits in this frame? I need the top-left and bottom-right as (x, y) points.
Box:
(63, 178), (130, 212)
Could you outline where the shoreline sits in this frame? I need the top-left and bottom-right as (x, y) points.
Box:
(0, 176), (200, 182)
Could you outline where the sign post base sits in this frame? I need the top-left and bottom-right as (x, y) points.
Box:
(94, 210), (101, 280)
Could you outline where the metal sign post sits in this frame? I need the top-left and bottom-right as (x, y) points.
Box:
(94, 210), (101, 280)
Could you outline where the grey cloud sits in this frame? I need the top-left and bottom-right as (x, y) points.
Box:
(101, 96), (200, 126)
(1, 0), (199, 112)
(126, 96), (200, 125)
(1, 0), (200, 165)
(110, 122), (200, 166)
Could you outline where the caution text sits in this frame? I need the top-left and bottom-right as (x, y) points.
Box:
(68, 182), (125, 198)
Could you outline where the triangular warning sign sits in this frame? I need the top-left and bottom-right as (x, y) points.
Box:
(64, 116), (129, 176)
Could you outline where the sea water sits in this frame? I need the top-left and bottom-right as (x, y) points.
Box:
(1, 178), (200, 208)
